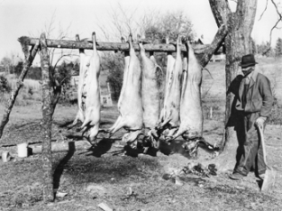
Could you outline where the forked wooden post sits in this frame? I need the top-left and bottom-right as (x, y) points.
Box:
(39, 33), (54, 202)
(0, 40), (39, 138)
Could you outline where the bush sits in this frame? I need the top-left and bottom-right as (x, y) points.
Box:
(54, 61), (73, 87)
(14, 61), (24, 76)
(0, 75), (11, 93)
(26, 67), (42, 80)
(102, 53), (124, 101)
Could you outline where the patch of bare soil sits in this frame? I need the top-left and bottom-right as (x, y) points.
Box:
(0, 105), (282, 211)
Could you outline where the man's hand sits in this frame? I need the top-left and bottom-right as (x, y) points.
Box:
(256, 117), (267, 129)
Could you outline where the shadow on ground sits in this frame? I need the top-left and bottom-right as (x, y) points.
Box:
(62, 153), (161, 184)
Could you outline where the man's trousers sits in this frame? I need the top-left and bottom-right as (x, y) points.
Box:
(234, 112), (267, 176)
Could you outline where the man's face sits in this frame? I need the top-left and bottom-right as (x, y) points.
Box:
(242, 66), (255, 76)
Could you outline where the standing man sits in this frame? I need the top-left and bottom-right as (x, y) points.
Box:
(229, 54), (274, 188)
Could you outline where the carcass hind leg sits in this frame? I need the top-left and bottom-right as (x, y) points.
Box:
(159, 117), (172, 130)
(68, 111), (83, 129)
(88, 124), (100, 145)
(164, 128), (178, 143)
(108, 116), (125, 138)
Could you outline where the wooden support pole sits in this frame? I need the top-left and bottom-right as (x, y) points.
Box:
(0, 41), (39, 139)
(39, 33), (54, 202)
(18, 35), (209, 54)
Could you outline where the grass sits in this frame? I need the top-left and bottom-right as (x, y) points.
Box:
(0, 74), (42, 107)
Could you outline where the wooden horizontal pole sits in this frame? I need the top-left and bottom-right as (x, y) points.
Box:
(0, 140), (91, 156)
(18, 36), (209, 54)
(30, 140), (90, 154)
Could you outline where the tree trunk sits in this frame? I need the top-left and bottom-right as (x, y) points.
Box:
(208, 0), (257, 171)
(223, 0), (257, 149)
(0, 42), (39, 139)
(39, 33), (55, 202)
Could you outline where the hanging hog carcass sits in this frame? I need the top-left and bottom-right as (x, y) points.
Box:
(78, 32), (102, 143)
(139, 41), (162, 148)
(169, 40), (217, 156)
(69, 35), (89, 128)
(157, 36), (183, 138)
(107, 35), (143, 144)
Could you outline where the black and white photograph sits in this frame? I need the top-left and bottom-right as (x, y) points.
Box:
(0, 0), (282, 210)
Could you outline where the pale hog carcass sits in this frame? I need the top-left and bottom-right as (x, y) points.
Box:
(157, 36), (183, 138)
(69, 35), (89, 128)
(139, 41), (162, 147)
(107, 35), (143, 144)
(170, 40), (217, 156)
(79, 32), (102, 143)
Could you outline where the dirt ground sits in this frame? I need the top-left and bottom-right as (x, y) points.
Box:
(0, 102), (282, 211)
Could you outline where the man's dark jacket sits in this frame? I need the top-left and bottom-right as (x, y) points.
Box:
(235, 70), (274, 117)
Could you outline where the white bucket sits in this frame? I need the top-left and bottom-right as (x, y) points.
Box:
(17, 143), (28, 158)
(2, 151), (11, 162)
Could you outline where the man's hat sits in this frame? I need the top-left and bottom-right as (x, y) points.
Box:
(239, 54), (258, 68)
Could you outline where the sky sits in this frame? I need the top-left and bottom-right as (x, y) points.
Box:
(0, 0), (281, 64)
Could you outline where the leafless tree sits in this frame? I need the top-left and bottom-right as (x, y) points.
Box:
(94, 3), (195, 42)
(259, 0), (282, 54)
(0, 52), (23, 74)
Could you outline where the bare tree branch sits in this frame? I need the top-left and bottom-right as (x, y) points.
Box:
(262, 0), (282, 55)
(41, 12), (73, 66)
(44, 11), (56, 39)
(258, 0), (269, 21)
(271, 0), (282, 17)
(53, 54), (77, 71)
(97, 23), (110, 41)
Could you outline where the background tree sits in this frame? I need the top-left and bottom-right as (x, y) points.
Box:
(14, 61), (24, 76)
(275, 37), (282, 57)
(101, 52), (124, 101)
(258, 0), (282, 55)
(256, 41), (273, 56)
(144, 11), (195, 43)
(0, 75), (11, 93)
(0, 57), (13, 74)
(0, 52), (23, 74)
(55, 61), (74, 103)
